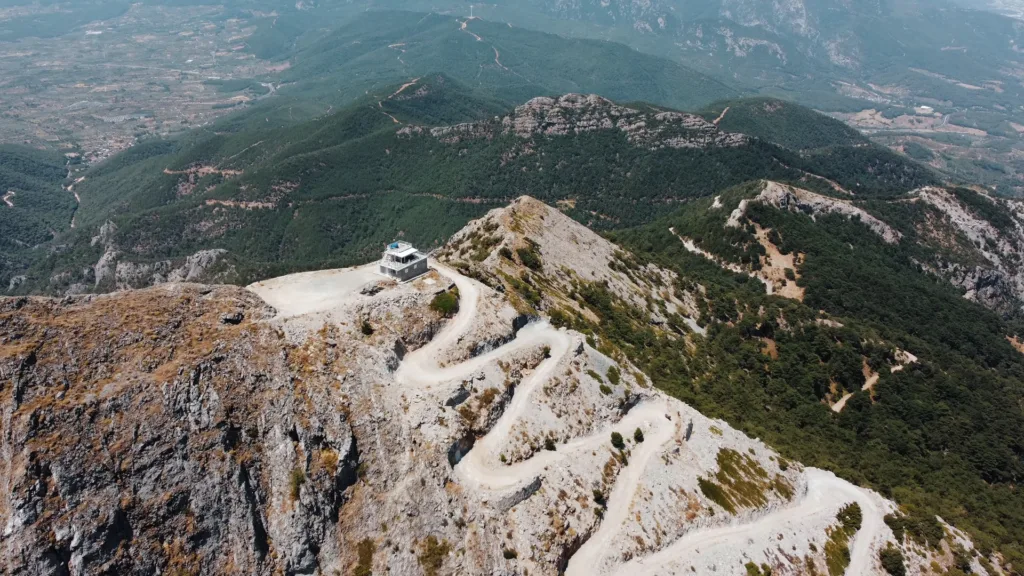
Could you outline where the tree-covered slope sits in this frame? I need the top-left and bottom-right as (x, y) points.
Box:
(602, 181), (1024, 568)
(699, 98), (869, 151)
(0, 145), (75, 289)
(280, 10), (739, 114)
(5, 80), (939, 295)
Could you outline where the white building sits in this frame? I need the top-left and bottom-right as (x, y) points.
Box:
(380, 241), (428, 281)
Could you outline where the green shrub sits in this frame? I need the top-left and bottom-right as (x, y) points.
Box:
(499, 246), (513, 260)
(837, 503), (862, 531)
(592, 489), (606, 506)
(606, 365), (621, 385)
(430, 291), (460, 317)
(289, 468), (306, 501)
(634, 427), (645, 443)
(502, 548), (518, 560)
(611, 431), (625, 449)
(879, 544), (906, 576)
(360, 319), (374, 336)
(599, 384), (612, 395)
(544, 438), (556, 451)
(745, 562), (773, 576)
(516, 247), (543, 270)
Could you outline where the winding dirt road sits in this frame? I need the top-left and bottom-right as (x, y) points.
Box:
(394, 264), (888, 575)
(613, 468), (886, 576)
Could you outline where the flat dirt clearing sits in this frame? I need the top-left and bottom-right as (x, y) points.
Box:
(247, 264), (382, 319)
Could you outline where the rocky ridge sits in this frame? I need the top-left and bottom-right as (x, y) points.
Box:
(86, 220), (236, 293)
(439, 195), (704, 333)
(912, 187), (1024, 315)
(405, 94), (747, 151)
(700, 181), (1024, 316)
(0, 196), (994, 575)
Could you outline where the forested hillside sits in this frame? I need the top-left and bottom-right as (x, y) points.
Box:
(699, 98), (869, 151)
(213, 9), (740, 133)
(0, 146), (76, 291)
(5, 78), (937, 295)
(600, 182), (1024, 567)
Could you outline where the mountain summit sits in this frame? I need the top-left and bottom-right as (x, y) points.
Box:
(0, 196), (996, 575)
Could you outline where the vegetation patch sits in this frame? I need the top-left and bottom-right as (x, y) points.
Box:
(430, 289), (460, 317)
(697, 448), (791, 514)
(824, 503), (862, 576)
(289, 468), (306, 501)
(606, 365), (621, 385)
(879, 543), (906, 576)
(611, 431), (625, 450)
(745, 562), (774, 576)
(354, 538), (375, 576)
(516, 245), (543, 271)
(417, 535), (452, 576)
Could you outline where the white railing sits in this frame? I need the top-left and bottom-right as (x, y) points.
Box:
(380, 255), (426, 271)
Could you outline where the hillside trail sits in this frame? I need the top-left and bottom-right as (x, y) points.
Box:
(613, 468), (886, 576)
(396, 264), (887, 576)
(375, 77), (421, 124)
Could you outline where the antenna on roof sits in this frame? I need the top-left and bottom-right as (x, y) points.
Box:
(470, 5), (474, 18)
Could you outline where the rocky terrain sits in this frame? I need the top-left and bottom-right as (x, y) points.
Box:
(1, 195), (999, 575)
(670, 179), (1024, 317)
(407, 93), (748, 152)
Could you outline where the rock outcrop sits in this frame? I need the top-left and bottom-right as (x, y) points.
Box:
(0, 286), (355, 574)
(416, 94), (747, 151)
(86, 217), (235, 294)
(913, 187), (1024, 315)
(750, 181), (902, 243)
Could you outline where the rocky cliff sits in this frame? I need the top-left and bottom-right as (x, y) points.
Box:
(403, 93), (748, 151)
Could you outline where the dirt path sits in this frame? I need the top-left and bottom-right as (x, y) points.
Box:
(564, 401), (676, 576)
(460, 19), (484, 41)
(2, 191), (14, 207)
(614, 468), (887, 576)
(712, 106), (730, 125)
(492, 46), (508, 71)
(831, 392), (854, 413)
(388, 78), (421, 99)
(418, 266), (888, 576)
(670, 227), (773, 294)
(376, 77), (421, 124)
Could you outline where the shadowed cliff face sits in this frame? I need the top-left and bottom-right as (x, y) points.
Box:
(0, 285), (361, 575)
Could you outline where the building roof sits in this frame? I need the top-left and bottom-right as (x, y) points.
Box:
(390, 246), (419, 258)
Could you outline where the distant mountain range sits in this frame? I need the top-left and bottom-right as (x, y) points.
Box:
(5, 74), (936, 296)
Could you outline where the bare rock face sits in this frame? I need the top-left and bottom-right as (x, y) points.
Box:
(417, 93), (747, 151)
(96, 249), (234, 292)
(913, 187), (1024, 314)
(0, 285), (355, 575)
(751, 181), (902, 243)
(931, 261), (1018, 315)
